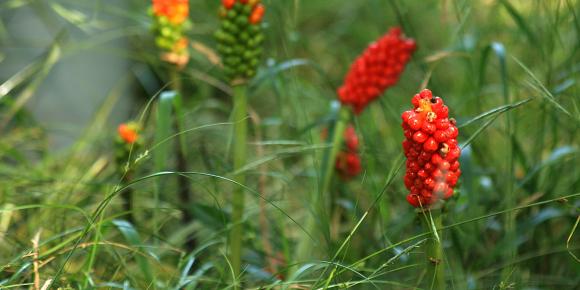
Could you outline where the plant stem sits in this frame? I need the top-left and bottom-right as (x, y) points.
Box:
(422, 209), (445, 290)
(294, 105), (350, 272)
(169, 69), (197, 250)
(229, 83), (248, 287)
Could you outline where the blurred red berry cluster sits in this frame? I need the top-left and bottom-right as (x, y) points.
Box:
(152, 0), (189, 25)
(338, 27), (416, 114)
(118, 123), (139, 144)
(402, 89), (461, 207)
(335, 126), (362, 179)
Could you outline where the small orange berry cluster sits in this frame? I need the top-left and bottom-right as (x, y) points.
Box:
(115, 122), (141, 169)
(338, 27), (416, 114)
(118, 123), (139, 145)
(335, 125), (362, 179)
(150, 0), (190, 64)
(402, 89), (461, 207)
(215, 0), (265, 81)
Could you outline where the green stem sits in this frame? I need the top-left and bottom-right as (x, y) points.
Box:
(229, 84), (248, 288)
(294, 105), (350, 272)
(169, 69), (197, 249)
(422, 209), (445, 290)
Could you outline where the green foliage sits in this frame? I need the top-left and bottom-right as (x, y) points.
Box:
(0, 0), (579, 289)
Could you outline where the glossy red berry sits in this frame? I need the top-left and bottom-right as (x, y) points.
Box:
(402, 89), (461, 208)
(338, 27), (416, 114)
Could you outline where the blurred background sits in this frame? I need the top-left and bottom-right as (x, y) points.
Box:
(0, 0), (578, 289)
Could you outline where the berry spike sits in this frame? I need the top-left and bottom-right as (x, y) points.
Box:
(215, 0), (265, 82)
(338, 27), (416, 114)
(402, 89), (461, 207)
(150, 0), (190, 66)
(334, 125), (362, 179)
(117, 123), (140, 145)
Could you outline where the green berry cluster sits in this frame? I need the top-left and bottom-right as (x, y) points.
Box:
(215, 2), (265, 81)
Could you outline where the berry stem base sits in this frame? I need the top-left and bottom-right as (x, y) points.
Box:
(421, 209), (446, 290)
(229, 84), (248, 289)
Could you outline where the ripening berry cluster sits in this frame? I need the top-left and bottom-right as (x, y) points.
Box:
(335, 125), (362, 179)
(151, 0), (190, 56)
(215, 0), (265, 81)
(338, 27), (416, 114)
(115, 122), (141, 169)
(401, 89), (461, 207)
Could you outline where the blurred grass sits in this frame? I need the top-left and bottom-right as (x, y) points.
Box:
(1, 0), (579, 289)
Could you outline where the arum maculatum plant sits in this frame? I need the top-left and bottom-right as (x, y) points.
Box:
(401, 89), (461, 289)
(115, 122), (141, 223)
(215, 0), (265, 285)
(296, 27), (416, 268)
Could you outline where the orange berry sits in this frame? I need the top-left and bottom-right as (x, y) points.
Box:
(118, 124), (139, 144)
(249, 4), (265, 24)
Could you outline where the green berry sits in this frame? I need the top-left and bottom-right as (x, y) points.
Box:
(227, 9), (237, 19)
(235, 15), (248, 27)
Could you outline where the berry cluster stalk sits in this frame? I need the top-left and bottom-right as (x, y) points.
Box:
(169, 70), (196, 249)
(422, 209), (445, 289)
(229, 83), (248, 286)
(295, 105), (350, 269)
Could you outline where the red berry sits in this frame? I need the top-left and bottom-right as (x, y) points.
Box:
(401, 110), (415, 122)
(444, 188), (454, 199)
(446, 146), (461, 161)
(450, 161), (460, 171)
(412, 131), (428, 143)
(423, 137), (438, 152)
(435, 118), (450, 130)
(439, 160), (450, 171)
(407, 117), (423, 131)
(447, 126), (458, 138)
(407, 194), (421, 207)
(422, 122), (436, 134)
(434, 130), (448, 143)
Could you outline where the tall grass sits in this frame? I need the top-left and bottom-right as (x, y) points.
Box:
(0, 0), (578, 289)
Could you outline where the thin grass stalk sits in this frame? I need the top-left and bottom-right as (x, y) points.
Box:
(421, 209), (445, 290)
(229, 83), (248, 286)
(295, 105), (350, 271)
(82, 192), (106, 289)
(249, 110), (277, 275)
(492, 43), (517, 281)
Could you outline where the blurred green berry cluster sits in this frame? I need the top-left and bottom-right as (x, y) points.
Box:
(149, 8), (190, 55)
(215, 0), (265, 82)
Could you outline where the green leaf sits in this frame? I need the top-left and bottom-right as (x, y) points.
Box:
(112, 220), (154, 282)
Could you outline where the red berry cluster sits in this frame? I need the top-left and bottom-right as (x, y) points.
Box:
(335, 125), (362, 179)
(401, 89), (461, 207)
(338, 27), (416, 114)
